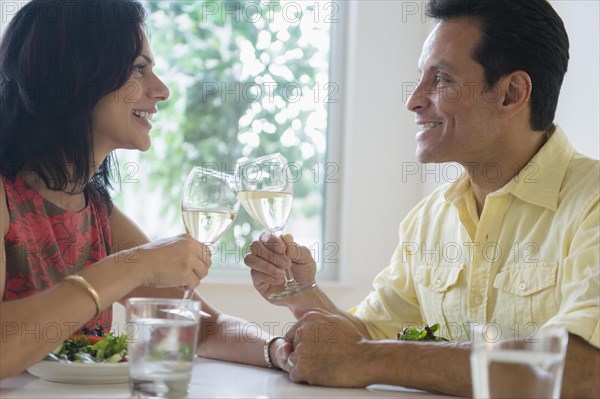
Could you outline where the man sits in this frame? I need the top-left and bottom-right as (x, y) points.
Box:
(246, 0), (599, 397)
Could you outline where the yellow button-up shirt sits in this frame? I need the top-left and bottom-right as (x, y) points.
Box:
(352, 126), (600, 348)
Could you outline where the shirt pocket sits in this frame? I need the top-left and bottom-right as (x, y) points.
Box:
(492, 262), (558, 329)
(415, 263), (465, 335)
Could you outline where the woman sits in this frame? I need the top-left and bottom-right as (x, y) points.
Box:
(0, 0), (289, 378)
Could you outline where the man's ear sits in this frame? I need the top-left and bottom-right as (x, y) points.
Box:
(499, 70), (532, 118)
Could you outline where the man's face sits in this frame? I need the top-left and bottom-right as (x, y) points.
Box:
(407, 18), (503, 165)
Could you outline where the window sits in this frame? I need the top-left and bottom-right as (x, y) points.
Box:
(114, 0), (344, 279)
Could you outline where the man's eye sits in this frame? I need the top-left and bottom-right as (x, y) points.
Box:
(434, 75), (449, 85)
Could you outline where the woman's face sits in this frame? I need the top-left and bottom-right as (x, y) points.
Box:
(91, 32), (170, 158)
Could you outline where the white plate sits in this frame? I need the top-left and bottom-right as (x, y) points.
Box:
(27, 361), (129, 384)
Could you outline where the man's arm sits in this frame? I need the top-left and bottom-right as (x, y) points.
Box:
(244, 234), (372, 337)
(284, 311), (600, 398)
(562, 334), (600, 398)
(244, 234), (322, 316)
(244, 235), (335, 315)
(282, 310), (471, 396)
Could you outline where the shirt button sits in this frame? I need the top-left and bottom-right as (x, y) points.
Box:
(435, 279), (442, 287)
(474, 296), (483, 304)
(518, 282), (526, 290)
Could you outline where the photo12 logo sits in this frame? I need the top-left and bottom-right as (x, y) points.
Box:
(1, 2), (27, 23)
(200, 161), (340, 185)
(198, 81), (339, 105)
(198, 1), (340, 24)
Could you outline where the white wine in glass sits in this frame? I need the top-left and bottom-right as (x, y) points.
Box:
(236, 153), (315, 299)
(181, 208), (236, 244)
(181, 167), (239, 300)
(235, 191), (292, 234)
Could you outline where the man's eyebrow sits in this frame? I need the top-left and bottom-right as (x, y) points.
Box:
(418, 60), (458, 74)
(430, 61), (458, 74)
(139, 54), (155, 66)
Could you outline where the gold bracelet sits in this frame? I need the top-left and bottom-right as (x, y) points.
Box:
(64, 275), (101, 317)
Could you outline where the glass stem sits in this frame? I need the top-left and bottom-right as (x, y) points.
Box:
(267, 227), (298, 288)
(183, 289), (193, 300)
(284, 270), (298, 286)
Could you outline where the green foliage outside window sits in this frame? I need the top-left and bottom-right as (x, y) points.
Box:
(115, 1), (333, 269)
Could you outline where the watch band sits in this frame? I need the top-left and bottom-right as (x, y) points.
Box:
(264, 336), (284, 369)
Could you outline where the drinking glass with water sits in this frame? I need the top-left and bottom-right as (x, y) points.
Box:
(470, 326), (569, 399)
(126, 298), (201, 398)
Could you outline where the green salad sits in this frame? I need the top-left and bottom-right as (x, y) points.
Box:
(396, 324), (449, 342)
(46, 327), (128, 363)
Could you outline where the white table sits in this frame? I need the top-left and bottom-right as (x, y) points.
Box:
(0, 357), (457, 398)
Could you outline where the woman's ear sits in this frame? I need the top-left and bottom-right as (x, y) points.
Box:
(499, 70), (532, 119)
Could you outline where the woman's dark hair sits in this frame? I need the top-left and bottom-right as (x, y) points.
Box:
(426, 0), (569, 132)
(0, 0), (147, 207)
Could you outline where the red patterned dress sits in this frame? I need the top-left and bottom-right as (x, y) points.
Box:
(2, 176), (113, 331)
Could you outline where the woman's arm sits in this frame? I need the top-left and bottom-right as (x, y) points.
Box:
(109, 204), (187, 302)
(109, 206), (286, 368)
(0, 185), (209, 379)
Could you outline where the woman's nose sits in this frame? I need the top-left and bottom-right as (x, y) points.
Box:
(149, 74), (170, 102)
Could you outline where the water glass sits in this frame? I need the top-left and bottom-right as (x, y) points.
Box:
(470, 327), (569, 399)
(126, 298), (201, 398)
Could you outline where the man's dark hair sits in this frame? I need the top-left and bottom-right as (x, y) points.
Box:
(0, 0), (147, 206)
(426, 0), (569, 132)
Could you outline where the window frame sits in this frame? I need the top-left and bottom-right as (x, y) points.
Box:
(201, 0), (347, 283)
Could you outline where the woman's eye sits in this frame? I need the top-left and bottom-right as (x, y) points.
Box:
(133, 63), (146, 74)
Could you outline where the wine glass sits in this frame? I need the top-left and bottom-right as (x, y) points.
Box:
(235, 153), (315, 299)
(181, 166), (240, 300)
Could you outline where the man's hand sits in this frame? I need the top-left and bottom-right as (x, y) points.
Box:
(270, 337), (293, 371)
(283, 310), (372, 387)
(244, 234), (317, 304)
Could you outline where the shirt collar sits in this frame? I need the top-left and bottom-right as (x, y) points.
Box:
(444, 172), (471, 203)
(444, 125), (574, 211)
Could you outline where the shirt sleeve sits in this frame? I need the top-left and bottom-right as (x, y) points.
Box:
(543, 198), (600, 348)
(350, 202), (426, 340)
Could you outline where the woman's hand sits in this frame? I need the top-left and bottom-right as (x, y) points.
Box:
(244, 234), (317, 304)
(120, 233), (211, 290)
(270, 337), (293, 371)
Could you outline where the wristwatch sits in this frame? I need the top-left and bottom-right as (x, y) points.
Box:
(264, 336), (284, 369)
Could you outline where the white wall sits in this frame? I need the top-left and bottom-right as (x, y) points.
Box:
(551, 0), (600, 159)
